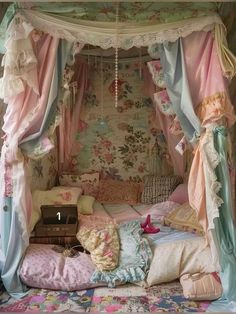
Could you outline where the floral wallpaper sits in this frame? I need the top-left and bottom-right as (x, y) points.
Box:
(73, 58), (173, 182)
(26, 2), (217, 23)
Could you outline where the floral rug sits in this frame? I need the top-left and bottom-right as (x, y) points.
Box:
(0, 281), (211, 312)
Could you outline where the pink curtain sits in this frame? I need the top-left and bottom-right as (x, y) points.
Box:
(58, 56), (89, 172)
(184, 31), (235, 232)
(143, 65), (185, 176)
(3, 35), (59, 163)
(182, 31), (235, 127)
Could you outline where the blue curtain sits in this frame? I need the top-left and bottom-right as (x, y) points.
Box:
(158, 39), (202, 143)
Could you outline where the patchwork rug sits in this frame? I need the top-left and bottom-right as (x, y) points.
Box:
(0, 281), (211, 312)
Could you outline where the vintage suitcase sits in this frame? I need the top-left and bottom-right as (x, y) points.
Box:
(35, 204), (78, 237)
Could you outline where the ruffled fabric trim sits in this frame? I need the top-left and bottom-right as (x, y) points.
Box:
(0, 76), (25, 99)
(19, 10), (222, 49)
(197, 92), (236, 128)
(0, 15), (38, 100)
(201, 129), (224, 230)
(90, 220), (152, 288)
(91, 265), (147, 288)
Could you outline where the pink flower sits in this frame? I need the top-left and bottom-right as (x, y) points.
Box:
(92, 296), (102, 304)
(78, 120), (88, 131)
(138, 165), (145, 173)
(108, 79), (126, 96)
(59, 192), (72, 201)
(104, 153), (113, 163)
(105, 304), (122, 312)
(101, 139), (112, 148)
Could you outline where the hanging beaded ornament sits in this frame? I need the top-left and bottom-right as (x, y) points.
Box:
(114, 2), (119, 108)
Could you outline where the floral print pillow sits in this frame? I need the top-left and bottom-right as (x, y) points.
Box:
(59, 172), (100, 197)
(77, 223), (120, 272)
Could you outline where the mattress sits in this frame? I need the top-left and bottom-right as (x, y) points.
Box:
(91, 201), (151, 224)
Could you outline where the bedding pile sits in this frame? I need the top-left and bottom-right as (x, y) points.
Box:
(21, 176), (221, 302)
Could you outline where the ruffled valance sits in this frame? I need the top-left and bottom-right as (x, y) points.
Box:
(19, 10), (221, 49)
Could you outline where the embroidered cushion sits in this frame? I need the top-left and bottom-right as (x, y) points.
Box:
(78, 195), (95, 215)
(141, 175), (182, 204)
(164, 202), (204, 235)
(168, 183), (189, 204)
(97, 179), (141, 205)
(20, 244), (98, 291)
(59, 172), (100, 197)
(180, 272), (222, 301)
(77, 222), (119, 272)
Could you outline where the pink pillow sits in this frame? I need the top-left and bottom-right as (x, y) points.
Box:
(20, 244), (99, 291)
(168, 183), (188, 204)
(97, 179), (141, 205)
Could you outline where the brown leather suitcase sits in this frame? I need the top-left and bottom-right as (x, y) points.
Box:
(35, 204), (78, 237)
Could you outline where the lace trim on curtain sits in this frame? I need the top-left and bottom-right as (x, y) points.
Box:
(0, 16), (38, 100)
(18, 10), (222, 49)
(197, 91), (236, 128)
(201, 129), (223, 230)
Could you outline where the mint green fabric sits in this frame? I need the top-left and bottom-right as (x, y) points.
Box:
(0, 4), (17, 54)
(213, 126), (236, 302)
(91, 220), (152, 288)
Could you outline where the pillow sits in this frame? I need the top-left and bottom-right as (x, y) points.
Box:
(91, 220), (152, 288)
(77, 222), (119, 272)
(30, 187), (82, 232)
(20, 244), (99, 291)
(146, 237), (218, 287)
(141, 175), (183, 204)
(78, 195), (95, 215)
(59, 172), (99, 197)
(142, 201), (180, 224)
(168, 183), (189, 204)
(164, 202), (204, 235)
(97, 179), (141, 205)
(180, 272), (222, 301)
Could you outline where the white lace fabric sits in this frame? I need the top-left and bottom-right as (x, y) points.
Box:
(19, 10), (222, 49)
(0, 16), (38, 101)
(200, 129), (223, 231)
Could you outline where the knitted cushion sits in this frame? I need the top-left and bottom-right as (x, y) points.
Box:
(141, 175), (182, 204)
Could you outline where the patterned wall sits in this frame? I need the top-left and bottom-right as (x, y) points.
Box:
(73, 58), (173, 182)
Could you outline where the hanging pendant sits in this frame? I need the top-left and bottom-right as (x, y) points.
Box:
(115, 2), (119, 108)
(115, 46), (118, 108)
